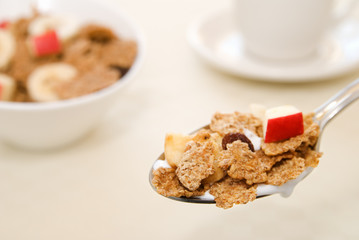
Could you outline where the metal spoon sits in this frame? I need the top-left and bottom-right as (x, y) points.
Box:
(149, 78), (359, 204)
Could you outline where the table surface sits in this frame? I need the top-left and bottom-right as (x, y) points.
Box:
(1, 0), (359, 239)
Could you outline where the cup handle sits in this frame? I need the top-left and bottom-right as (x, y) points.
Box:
(332, 0), (358, 27)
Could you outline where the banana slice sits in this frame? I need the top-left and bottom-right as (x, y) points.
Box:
(0, 29), (15, 70)
(27, 63), (78, 102)
(164, 133), (192, 168)
(0, 74), (16, 101)
(28, 15), (80, 41)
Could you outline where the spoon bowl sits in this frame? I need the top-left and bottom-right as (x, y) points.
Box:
(150, 78), (359, 204)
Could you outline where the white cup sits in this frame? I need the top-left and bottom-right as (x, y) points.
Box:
(233, 0), (357, 60)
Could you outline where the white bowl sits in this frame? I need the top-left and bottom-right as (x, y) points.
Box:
(0, 0), (145, 150)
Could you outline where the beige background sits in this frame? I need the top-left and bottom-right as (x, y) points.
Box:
(1, 0), (359, 239)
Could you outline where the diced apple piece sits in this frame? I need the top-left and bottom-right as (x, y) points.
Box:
(30, 30), (62, 57)
(164, 133), (192, 168)
(0, 21), (9, 29)
(264, 105), (304, 143)
(0, 74), (16, 101)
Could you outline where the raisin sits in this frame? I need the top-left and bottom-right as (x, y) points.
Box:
(222, 133), (254, 152)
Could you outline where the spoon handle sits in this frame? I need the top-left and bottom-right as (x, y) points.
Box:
(314, 78), (359, 129)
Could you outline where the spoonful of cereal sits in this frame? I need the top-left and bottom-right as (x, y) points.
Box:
(149, 79), (359, 209)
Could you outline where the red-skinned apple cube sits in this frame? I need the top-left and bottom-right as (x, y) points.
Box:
(0, 21), (9, 29)
(32, 30), (61, 56)
(264, 106), (304, 143)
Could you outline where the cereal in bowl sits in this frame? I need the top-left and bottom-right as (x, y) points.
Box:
(0, 9), (137, 102)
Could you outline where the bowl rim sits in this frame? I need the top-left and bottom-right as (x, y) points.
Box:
(0, 0), (145, 112)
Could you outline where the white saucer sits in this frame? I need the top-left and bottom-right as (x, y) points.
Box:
(187, 9), (359, 82)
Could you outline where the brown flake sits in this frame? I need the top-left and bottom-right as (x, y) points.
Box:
(55, 65), (118, 99)
(210, 112), (262, 137)
(210, 177), (257, 209)
(176, 140), (217, 191)
(266, 157), (306, 186)
(152, 167), (193, 198)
